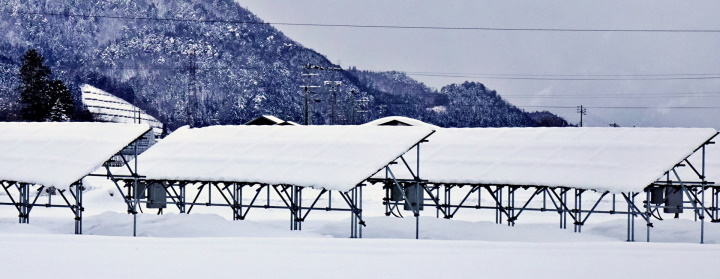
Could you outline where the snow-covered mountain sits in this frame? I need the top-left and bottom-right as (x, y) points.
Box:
(0, 0), (569, 129)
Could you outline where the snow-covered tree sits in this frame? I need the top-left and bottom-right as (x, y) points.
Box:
(17, 49), (74, 121)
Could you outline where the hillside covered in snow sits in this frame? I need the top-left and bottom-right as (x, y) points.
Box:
(0, 0), (569, 130)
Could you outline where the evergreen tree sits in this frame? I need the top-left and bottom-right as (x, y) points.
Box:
(47, 80), (75, 121)
(17, 49), (74, 121)
(18, 49), (52, 121)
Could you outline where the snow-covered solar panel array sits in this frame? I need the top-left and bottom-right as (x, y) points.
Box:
(408, 128), (717, 193)
(0, 122), (151, 189)
(138, 125), (435, 191)
(81, 84), (164, 136)
(364, 117), (717, 193)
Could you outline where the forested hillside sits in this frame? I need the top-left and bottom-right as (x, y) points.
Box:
(0, 0), (569, 129)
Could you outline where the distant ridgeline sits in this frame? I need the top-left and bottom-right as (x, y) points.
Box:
(0, 0), (569, 130)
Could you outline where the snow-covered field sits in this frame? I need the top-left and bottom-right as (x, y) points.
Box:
(1, 176), (719, 278)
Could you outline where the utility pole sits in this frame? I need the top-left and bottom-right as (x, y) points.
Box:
(187, 50), (198, 127)
(301, 63), (322, 125)
(324, 81), (342, 125)
(577, 105), (587, 127)
(324, 66), (343, 125)
(356, 92), (370, 122)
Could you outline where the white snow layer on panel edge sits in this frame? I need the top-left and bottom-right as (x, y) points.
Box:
(80, 84), (163, 134)
(676, 141), (720, 183)
(139, 125), (435, 191)
(379, 127), (717, 193)
(363, 116), (440, 129)
(0, 122), (150, 189)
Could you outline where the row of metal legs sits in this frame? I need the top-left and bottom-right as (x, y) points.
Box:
(113, 180), (365, 238)
(0, 181), (84, 234)
(382, 182), (718, 243)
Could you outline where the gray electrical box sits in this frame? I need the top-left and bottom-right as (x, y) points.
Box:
(136, 181), (147, 199)
(664, 187), (683, 214)
(403, 184), (424, 211)
(146, 182), (167, 209)
(388, 182), (403, 202)
(650, 187), (664, 205)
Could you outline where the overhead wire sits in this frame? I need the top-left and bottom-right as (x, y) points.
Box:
(405, 73), (720, 81)
(3, 9), (720, 33)
(5, 8), (720, 112)
(517, 105), (720, 109)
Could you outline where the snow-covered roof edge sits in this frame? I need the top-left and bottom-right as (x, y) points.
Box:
(137, 125), (435, 192)
(0, 122), (151, 189)
(360, 129), (436, 189)
(363, 116), (440, 129)
(65, 124), (153, 187)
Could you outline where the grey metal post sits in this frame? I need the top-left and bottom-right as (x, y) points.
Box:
(645, 189), (650, 242)
(290, 185), (295, 230)
(133, 140), (138, 237)
(631, 192), (636, 241)
(75, 182), (83, 235)
(565, 190), (569, 229)
(19, 183), (29, 224)
(626, 192), (631, 242)
(572, 189), (577, 232)
(577, 190), (582, 233)
(298, 187), (303, 231)
(702, 145), (706, 243)
(495, 187), (500, 224)
(509, 187), (514, 227)
(180, 183), (186, 213)
(359, 185), (363, 238)
(353, 187), (358, 238)
(416, 143), (421, 239)
(498, 186), (503, 225)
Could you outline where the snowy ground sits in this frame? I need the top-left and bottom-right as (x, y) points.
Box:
(1, 176), (719, 278)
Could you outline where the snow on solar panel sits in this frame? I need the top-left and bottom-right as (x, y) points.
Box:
(138, 125), (435, 192)
(676, 141), (720, 184)
(0, 122), (151, 189)
(363, 116), (441, 129)
(375, 126), (717, 193)
(81, 84), (163, 136)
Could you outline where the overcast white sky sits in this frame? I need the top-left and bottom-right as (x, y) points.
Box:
(237, 0), (720, 128)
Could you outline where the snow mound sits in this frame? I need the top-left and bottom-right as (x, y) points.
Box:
(82, 212), (325, 238)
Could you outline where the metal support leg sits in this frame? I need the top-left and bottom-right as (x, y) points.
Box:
(74, 182), (83, 235)
(359, 185), (363, 238)
(645, 189), (651, 242)
(18, 183), (30, 224)
(627, 192), (632, 242)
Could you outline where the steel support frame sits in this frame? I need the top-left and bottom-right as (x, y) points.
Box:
(395, 146), (715, 243)
(639, 140), (718, 244)
(0, 180), (84, 234)
(111, 179), (366, 238)
(376, 144), (426, 239)
(385, 183), (650, 239)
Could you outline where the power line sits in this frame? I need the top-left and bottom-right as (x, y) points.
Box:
(376, 103), (720, 110)
(504, 92), (720, 99)
(4, 9), (720, 33)
(406, 73), (720, 81)
(518, 105), (720, 109)
(406, 71), (720, 77)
